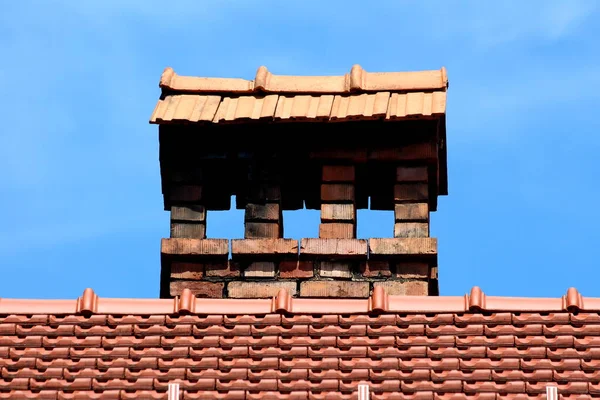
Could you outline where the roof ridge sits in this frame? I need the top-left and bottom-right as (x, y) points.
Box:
(0, 286), (598, 315)
(158, 65), (449, 94)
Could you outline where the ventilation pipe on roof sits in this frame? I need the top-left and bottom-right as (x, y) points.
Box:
(168, 383), (180, 400)
(358, 384), (370, 400)
(546, 385), (558, 400)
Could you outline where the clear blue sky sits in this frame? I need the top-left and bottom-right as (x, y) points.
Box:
(1, 1), (599, 299)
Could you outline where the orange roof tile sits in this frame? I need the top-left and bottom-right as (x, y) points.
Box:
(149, 65), (448, 124)
(0, 286), (599, 399)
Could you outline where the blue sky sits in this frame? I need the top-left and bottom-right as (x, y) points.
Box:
(1, 1), (599, 299)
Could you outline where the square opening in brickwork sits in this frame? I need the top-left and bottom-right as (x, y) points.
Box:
(357, 198), (393, 239)
(206, 196), (244, 240)
(283, 203), (320, 240)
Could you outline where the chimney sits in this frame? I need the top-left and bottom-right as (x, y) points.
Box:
(150, 65), (448, 298)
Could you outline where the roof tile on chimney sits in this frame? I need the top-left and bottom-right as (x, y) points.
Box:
(150, 65), (448, 124)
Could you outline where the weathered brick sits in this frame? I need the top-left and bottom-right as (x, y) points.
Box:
(228, 281), (297, 298)
(309, 149), (368, 163)
(430, 265), (438, 280)
(396, 262), (430, 279)
(279, 260), (314, 279)
(368, 142), (437, 161)
(247, 185), (282, 202)
(394, 203), (429, 221)
(171, 205), (206, 222)
(300, 281), (369, 298)
(232, 239), (298, 256)
(396, 166), (428, 182)
(169, 185), (202, 203)
(322, 165), (355, 182)
(245, 203), (280, 221)
(374, 281), (428, 296)
(244, 261), (276, 278)
(205, 261), (241, 278)
(169, 168), (203, 183)
(170, 281), (223, 298)
(318, 261), (352, 278)
(170, 262), (203, 280)
(300, 239), (367, 257)
(161, 238), (229, 257)
(360, 261), (392, 277)
(321, 184), (355, 202)
(170, 223), (206, 239)
(394, 222), (429, 238)
(368, 238), (437, 255)
(319, 223), (355, 239)
(321, 204), (355, 222)
(244, 222), (281, 238)
(394, 183), (428, 202)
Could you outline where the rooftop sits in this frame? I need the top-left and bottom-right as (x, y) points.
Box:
(0, 286), (596, 315)
(1, 286), (599, 399)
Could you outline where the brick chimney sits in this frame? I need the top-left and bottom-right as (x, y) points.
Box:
(150, 65), (448, 299)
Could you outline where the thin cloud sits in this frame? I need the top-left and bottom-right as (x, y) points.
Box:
(424, 1), (597, 48)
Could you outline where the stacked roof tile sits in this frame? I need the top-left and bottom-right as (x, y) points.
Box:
(1, 287), (599, 399)
(149, 65), (448, 124)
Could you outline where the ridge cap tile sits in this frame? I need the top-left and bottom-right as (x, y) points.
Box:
(158, 64), (449, 94)
(0, 286), (598, 315)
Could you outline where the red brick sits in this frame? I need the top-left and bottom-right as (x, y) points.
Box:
(228, 281), (297, 298)
(300, 239), (367, 257)
(396, 262), (429, 279)
(169, 185), (202, 203)
(430, 266), (438, 280)
(204, 261), (241, 278)
(300, 281), (369, 298)
(396, 166), (428, 182)
(245, 203), (280, 221)
(360, 261), (391, 277)
(368, 142), (437, 161)
(232, 239), (298, 256)
(161, 238), (229, 257)
(279, 261), (314, 278)
(368, 238), (436, 255)
(321, 204), (355, 222)
(244, 222), (281, 238)
(171, 205), (206, 221)
(394, 183), (428, 202)
(170, 262), (203, 280)
(309, 149), (367, 163)
(320, 184), (355, 202)
(170, 222), (206, 239)
(247, 185), (282, 202)
(394, 203), (429, 221)
(322, 165), (355, 182)
(405, 281), (430, 296)
(394, 222), (429, 238)
(319, 223), (355, 239)
(244, 261), (276, 278)
(318, 261), (352, 278)
(170, 281), (223, 298)
(374, 280), (428, 296)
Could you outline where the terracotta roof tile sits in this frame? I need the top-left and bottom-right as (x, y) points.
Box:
(151, 94), (221, 123)
(274, 94), (335, 121)
(150, 65), (448, 124)
(159, 65), (448, 94)
(213, 94), (279, 122)
(1, 286), (599, 399)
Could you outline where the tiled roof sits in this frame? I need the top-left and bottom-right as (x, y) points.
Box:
(149, 65), (448, 124)
(1, 287), (599, 399)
